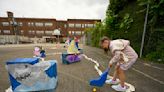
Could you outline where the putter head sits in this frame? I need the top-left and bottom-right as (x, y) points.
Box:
(89, 68), (110, 87)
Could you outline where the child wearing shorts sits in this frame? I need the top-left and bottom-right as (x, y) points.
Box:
(100, 36), (138, 91)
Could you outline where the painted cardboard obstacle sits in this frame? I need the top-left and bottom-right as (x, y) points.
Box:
(6, 58), (57, 92)
(61, 40), (83, 64)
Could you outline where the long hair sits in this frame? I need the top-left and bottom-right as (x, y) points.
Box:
(100, 36), (110, 54)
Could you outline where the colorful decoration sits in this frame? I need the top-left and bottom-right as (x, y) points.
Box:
(67, 40), (80, 54)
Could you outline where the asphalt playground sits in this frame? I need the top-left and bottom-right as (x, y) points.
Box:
(0, 44), (164, 92)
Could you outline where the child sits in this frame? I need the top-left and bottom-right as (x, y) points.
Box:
(64, 37), (70, 48)
(40, 47), (46, 61)
(74, 36), (79, 49)
(33, 46), (40, 57)
(100, 36), (138, 91)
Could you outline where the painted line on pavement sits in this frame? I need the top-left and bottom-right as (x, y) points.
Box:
(143, 63), (164, 70)
(132, 68), (164, 85)
(46, 52), (62, 55)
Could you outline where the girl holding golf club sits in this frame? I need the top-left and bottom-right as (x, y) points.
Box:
(100, 36), (138, 91)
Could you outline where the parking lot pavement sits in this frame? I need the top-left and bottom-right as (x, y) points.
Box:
(0, 45), (164, 92)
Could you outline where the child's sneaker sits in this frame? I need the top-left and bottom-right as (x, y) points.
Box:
(111, 84), (127, 91)
(106, 79), (119, 85)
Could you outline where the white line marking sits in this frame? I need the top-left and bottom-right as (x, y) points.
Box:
(5, 86), (12, 92)
(50, 47), (66, 50)
(46, 52), (62, 55)
(132, 68), (164, 85)
(143, 63), (164, 70)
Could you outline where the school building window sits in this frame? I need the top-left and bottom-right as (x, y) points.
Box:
(75, 31), (81, 35)
(68, 23), (74, 28)
(28, 22), (34, 26)
(18, 22), (23, 26)
(36, 30), (44, 34)
(45, 31), (53, 35)
(2, 22), (9, 26)
(28, 30), (35, 34)
(35, 22), (44, 27)
(75, 24), (81, 28)
(69, 31), (72, 35)
(64, 24), (67, 28)
(3, 30), (10, 34)
(82, 24), (85, 28)
(87, 24), (94, 28)
(45, 22), (53, 27)
(84, 24), (88, 27)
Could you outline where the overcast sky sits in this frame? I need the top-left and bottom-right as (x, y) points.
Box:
(0, 0), (108, 20)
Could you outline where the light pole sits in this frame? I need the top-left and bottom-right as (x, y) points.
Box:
(140, 4), (149, 58)
(58, 28), (61, 43)
(12, 19), (19, 44)
(8, 11), (19, 44)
